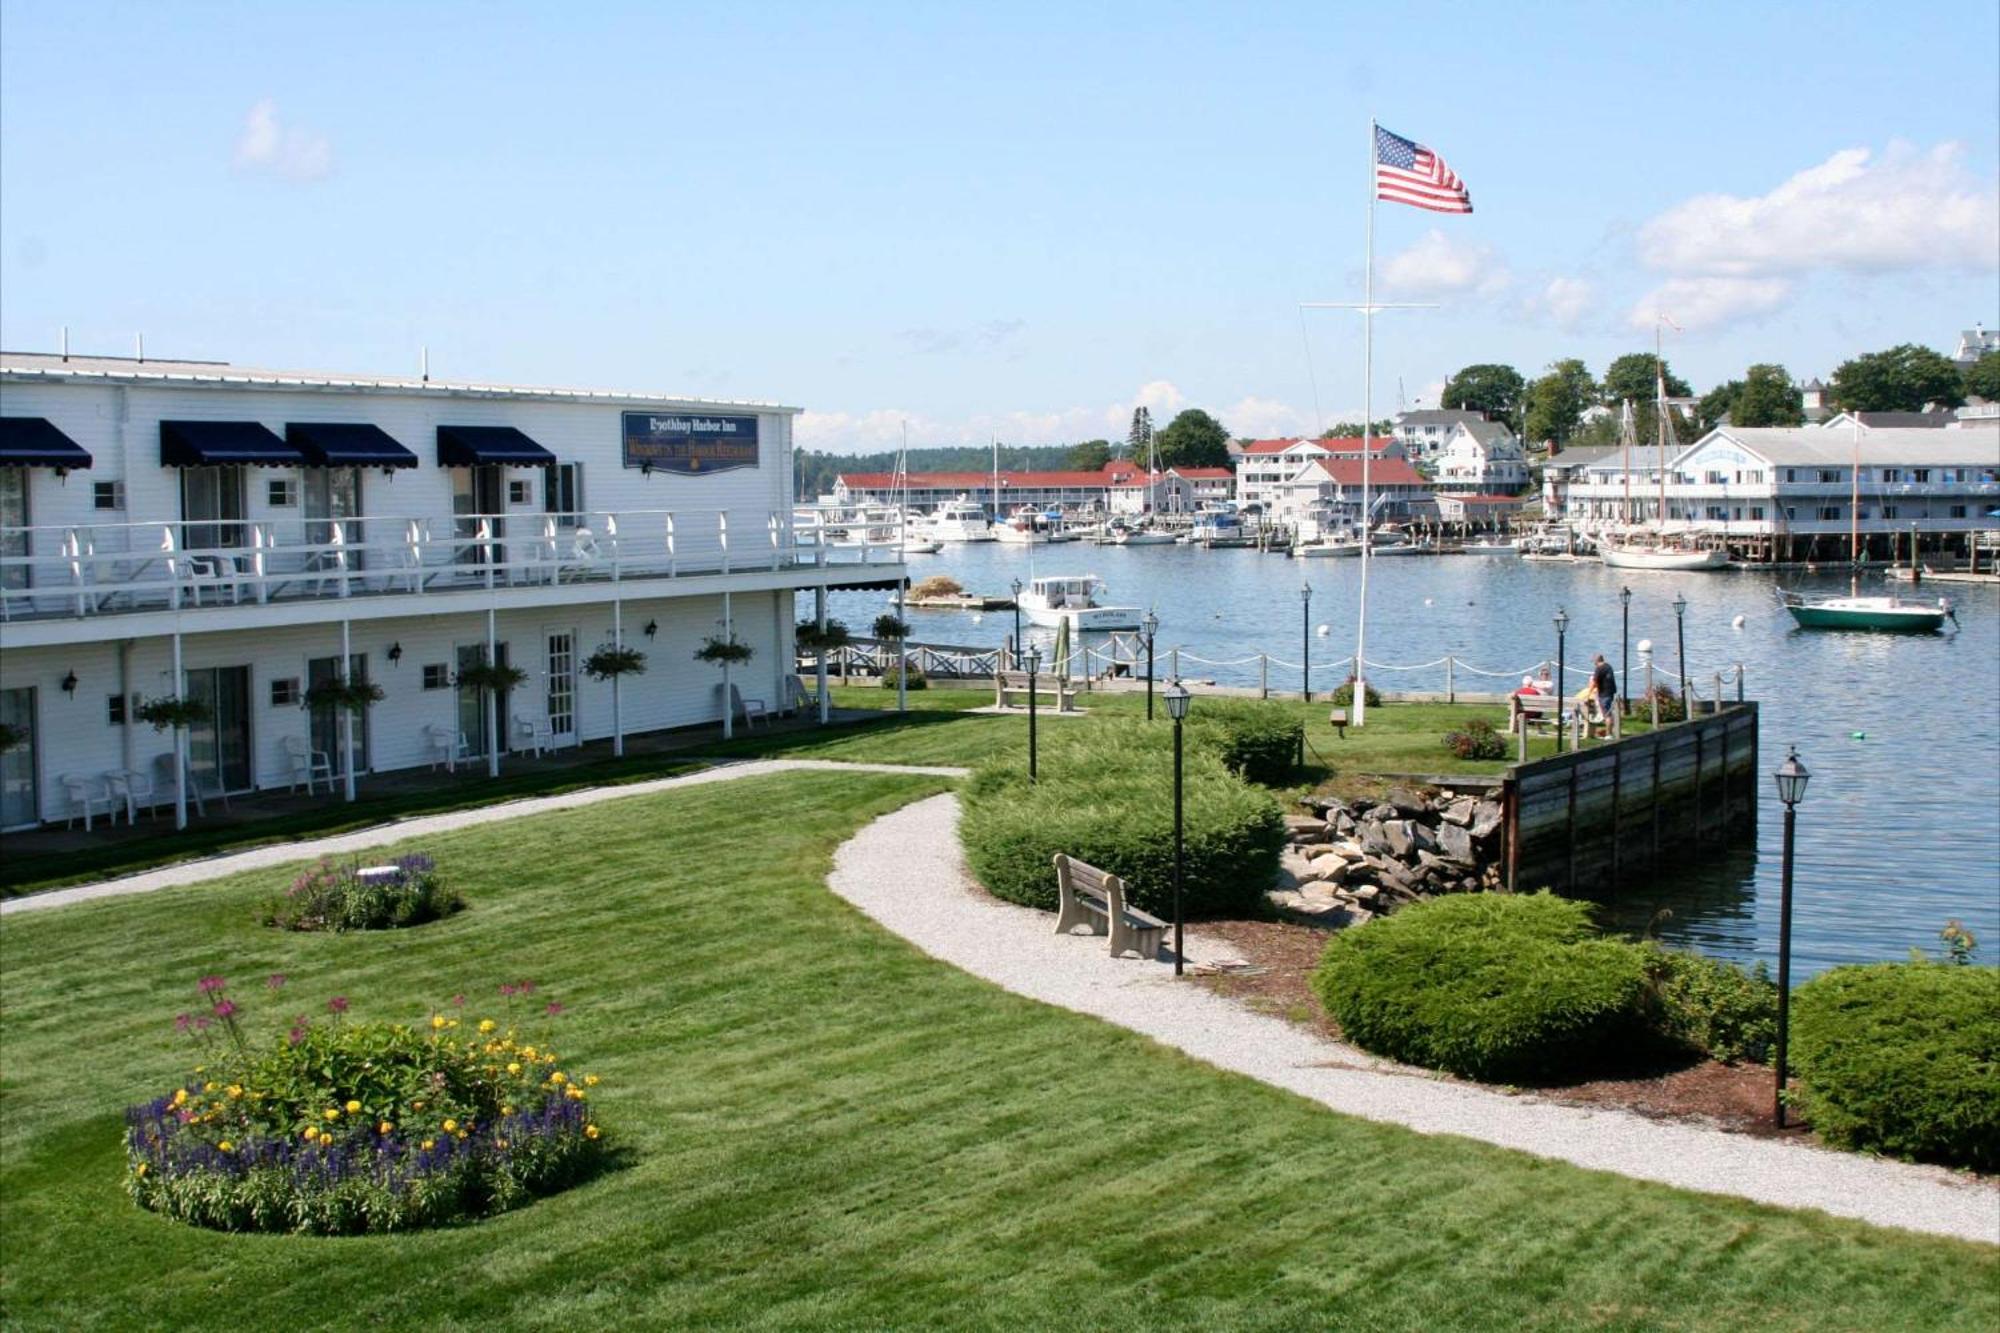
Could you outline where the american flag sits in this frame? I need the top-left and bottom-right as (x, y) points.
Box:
(1374, 125), (1472, 214)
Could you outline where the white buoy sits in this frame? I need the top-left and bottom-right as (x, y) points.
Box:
(971, 613), (983, 624)
(1315, 623), (1331, 637)
(1423, 597), (1434, 606)
(1731, 614), (1746, 629)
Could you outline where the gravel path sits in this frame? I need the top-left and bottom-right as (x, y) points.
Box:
(828, 793), (2000, 1245)
(2, 760), (968, 917)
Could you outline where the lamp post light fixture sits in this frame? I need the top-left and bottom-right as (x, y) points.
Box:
(1552, 607), (1570, 753)
(1164, 679), (1192, 976)
(643, 619), (659, 640)
(1773, 746), (1811, 1129)
(1011, 578), (1024, 668)
(60, 670), (79, 697)
(1619, 586), (1632, 717)
(1299, 581), (1313, 702)
(1141, 610), (1160, 721)
(387, 641), (403, 666)
(1024, 644), (1042, 784)
(1671, 591), (1689, 705)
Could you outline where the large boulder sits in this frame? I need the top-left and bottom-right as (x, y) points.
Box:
(1435, 821), (1476, 865)
(1440, 796), (1477, 827)
(1470, 801), (1505, 841)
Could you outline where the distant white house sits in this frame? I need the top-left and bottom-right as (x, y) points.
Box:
(1432, 419), (1529, 495)
(1955, 323), (2000, 367)
(1391, 409), (1488, 462)
(1266, 455), (1435, 527)
(1800, 377), (1832, 423)
(1231, 437), (1402, 512)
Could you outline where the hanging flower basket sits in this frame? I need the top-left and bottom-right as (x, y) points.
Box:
(693, 636), (754, 666)
(302, 679), (386, 713)
(871, 613), (911, 643)
(794, 619), (851, 654)
(455, 662), (529, 694)
(0, 721), (26, 754)
(135, 696), (213, 732)
(581, 645), (647, 681)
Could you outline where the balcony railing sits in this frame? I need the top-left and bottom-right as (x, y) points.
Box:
(0, 507), (901, 623)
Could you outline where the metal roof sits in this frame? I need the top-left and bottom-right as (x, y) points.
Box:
(1705, 425), (2000, 467)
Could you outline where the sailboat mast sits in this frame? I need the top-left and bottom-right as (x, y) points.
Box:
(1851, 418), (1862, 596)
(1654, 324), (1668, 536)
(1621, 400), (1634, 529)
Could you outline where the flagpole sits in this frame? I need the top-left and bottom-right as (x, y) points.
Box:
(1355, 118), (1375, 728)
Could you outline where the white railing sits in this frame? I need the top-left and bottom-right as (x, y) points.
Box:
(0, 506), (902, 622)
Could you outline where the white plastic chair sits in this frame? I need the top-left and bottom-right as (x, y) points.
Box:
(556, 527), (601, 584)
(284, 735), (336, 795)
(152, 751), (207, 818)
(730, 683), (770, 730)
(512, 714), (551, 758)
(59, 774), (114, 831)
(425, 724), (470, 772)
(107, 768), (157, 823)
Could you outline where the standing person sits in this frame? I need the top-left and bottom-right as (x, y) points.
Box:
(1590, 653), (1619, 737)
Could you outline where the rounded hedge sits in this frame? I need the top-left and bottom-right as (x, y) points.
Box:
(1311, 893), (1651, 1083)
(960, 722), (1285, 920)
(1189, 700), (1302, 786)
(1791, 962), (1999, 1171)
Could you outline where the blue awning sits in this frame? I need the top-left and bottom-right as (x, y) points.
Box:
(436, 425), (556, 467)
(288, 422), (419, 469)
(160, 420), (301, 467)
(0, 417), (92, 470)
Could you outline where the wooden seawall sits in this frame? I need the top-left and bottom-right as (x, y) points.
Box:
(1503, 703), (1759, 895)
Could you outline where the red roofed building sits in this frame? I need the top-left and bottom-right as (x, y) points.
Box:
(831, 458), (1213, 514)
(1268, 455), (1436, 527)
(1232, 436), (1406, 511)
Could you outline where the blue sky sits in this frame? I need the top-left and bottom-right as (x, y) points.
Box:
(3, 1), (1996, 451)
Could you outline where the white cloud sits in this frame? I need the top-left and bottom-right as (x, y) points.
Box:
(1379, 229), (1510, 298)
(1536, 276), (1594, 330)
(1637, 143), (1997, 278)
(232, 99), (333, 182)
(1220, 395), (1314, 439)
(1627, 276), (1792, 332)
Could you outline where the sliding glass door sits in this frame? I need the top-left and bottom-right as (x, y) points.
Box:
(0, 687), (36, 829)
(185, 666), (252, 793)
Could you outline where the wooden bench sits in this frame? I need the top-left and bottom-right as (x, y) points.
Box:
(1051, 853), (1169, 960)
(1510, 692), (1562, 734)
(995, 670), (1079, 713)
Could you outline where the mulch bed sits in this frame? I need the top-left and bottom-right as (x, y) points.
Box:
(1190, 917), (1808, 1142)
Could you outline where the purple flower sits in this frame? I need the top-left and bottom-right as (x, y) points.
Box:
(213, 1000), (238, 1020)
(518, 980), (537, 995)
(498, 983), (517, 998)
(327, 996), (349, 1015)
(287, 1017), (308, 1046)
(196, 975), (227, 996)
(266, 973), (288, 990)
(194, 1016), (212, 1032)
(545, 1001), (565, 1017)
(173, 1013), (192, 1034)
(450, 993), (466, 1008)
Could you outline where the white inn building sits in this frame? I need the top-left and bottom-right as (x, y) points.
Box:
(0, 351), (902, 833)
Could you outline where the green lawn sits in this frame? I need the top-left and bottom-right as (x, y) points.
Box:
(1, 771), (1990, 1330)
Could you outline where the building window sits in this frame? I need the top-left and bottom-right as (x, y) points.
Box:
(1818, 470), (1841, 483)
(1817, 506), (1840, 521)
(1783, 469), (1795, 483)
(1785, 507), (1796, 520)
(1881, 469), (1901, 483)
(1750, 506), (1765, 520)
(545, 463), (584, 527)
(268, 478), (298, 507)
(508, 479), (532, 505)
(1951, 505), (1968, 518)
(1912, 469), (1931, 483)
(107, 693), (127, 725)
(1882, 505), (1898, 519)
(1705, 471), (1726, 484)
(422, 663), (450, 690)
(270, 677), (301, 707)
(93, 481), (126, 511)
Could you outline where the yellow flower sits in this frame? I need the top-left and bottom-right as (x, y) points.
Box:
(584, 1075), (600, 1087)
(135, 1162), (149, 1177)
(447, 1018), (460, 1029)
(378, 1121), (394, 1135)
(478, 1019), (497, 1034)
(218, 1140), (233, 1152)
(431, 1015), (448, 1030)
(521, 1046), (537, 1060)
(506, 1062), (522, 1076)
(411, 1099), (426, 1111)
(549, 1071), (567, 1086)
(317, 1130), (333, 1145)
(442, 1118), (458, 1133)
(584, 1124), (600, 1140)
(302, 1129), (318, 1143)
(323, 1108), (341, 1121)
(501, 1105), (514, 1117)
(421, 1138), (435, 1150)
(455, 1131), (468, 1141)
(203, 1081), (218, 1092)
(345, 1099), (362, 1114)
(172, 1089), (188, 1107)
(226, 1084), (244, 1099)
(495, 1138), (508, 1149)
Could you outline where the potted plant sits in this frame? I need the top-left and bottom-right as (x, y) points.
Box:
(694, 635), (755, 738)
(581, 644), (647, 681)
(135, 696), (213, 732)
(454, 661), (529, 695)
(794, 618), (851, 656)
(301, 678), (385, 713)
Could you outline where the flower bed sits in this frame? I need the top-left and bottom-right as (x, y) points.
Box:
(127, 977), (608, 1234)
(259, 854), (463, 932)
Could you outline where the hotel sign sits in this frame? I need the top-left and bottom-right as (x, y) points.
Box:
(621, 412), (760, 475)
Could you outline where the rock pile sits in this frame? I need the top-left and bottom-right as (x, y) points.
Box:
(1270, 786), (1505, 927)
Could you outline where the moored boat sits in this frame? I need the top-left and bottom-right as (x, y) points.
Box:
(1017, 574), (1142, 631)
(1778, 590), (1955, 633)
(929, 497), (995, 542)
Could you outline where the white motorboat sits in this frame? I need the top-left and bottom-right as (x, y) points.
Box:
(995, 507), (1068, 544)
(1102, 518), (1177, 546)
(1017, 575), (1143, 631)
(1185, 507), (1255, 548)
(929, 497), (995, 542)
(1599, 540), (1729, 571)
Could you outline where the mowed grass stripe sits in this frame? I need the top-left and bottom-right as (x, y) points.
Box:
(0, 770), (1992, 1331)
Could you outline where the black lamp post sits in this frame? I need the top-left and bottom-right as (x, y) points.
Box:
(1010, 578), (1024, 668)
(1164, 680), (1192, 976)
(1553, 607), (1570, 753)
(1024, 644), (1041, 784)
(1672, 591), (1689, 706)
(1773, 746), (1810, 1129)
(1141, 610), (1160, 721)
(1299, 581), (1313, 702)
(1619, 586), (1632, 718)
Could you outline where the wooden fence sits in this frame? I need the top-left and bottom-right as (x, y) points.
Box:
(1504, 703), (1759, 895)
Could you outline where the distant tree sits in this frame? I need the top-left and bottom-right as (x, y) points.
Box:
(1068, 439), (1112, 470)
(1154, 409), (1232, 469)
(1320, 420), (1394, 439)
(1733, 364), (1805, 427)
(1961, 350), (2000, 403)
(1439, 364), (1525, 420)
(1601, 353), (1693, 404)
(1830, 344), (1966, 412)
(1523, 359), (1597, 446)
(1127, 407), (1154, 461)
(1696, 381), (1743, 431)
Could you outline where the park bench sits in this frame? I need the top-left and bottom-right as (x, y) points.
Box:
(1510, 692), (1562, 734)
(1051, 853), (1169, 960)
(994, 670), (1079, 713)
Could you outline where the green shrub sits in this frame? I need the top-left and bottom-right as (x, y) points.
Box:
(259, 854), (462, 932)
(1645, 684), (1686, 722)
(1442, 718), (1507, 761)
(1310, 893), (1651, 1083)
(1643, 947), (1776, 1064)
(1329, 676), (1382, 708)
(1791, 962), (2000, 1171)
(880, 663), (928, 690)
(1189, 699), (1301, 785)
(960, 722), (1285, 919)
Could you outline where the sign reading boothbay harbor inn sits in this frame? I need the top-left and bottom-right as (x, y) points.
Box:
(621, 411), (760, 474)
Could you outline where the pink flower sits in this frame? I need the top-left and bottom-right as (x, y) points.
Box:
(287, 1017), (308, 1045)
(498, 983), (517, 998)
(545, 1001), (565, 1017)
(327, 996), (350, 1015)
(266, 973), (288, 990)
(173, 1013), (192, 1034)
(213, 1000), (238, 1020)
(196, 975), (227, 995)
(194, 1016), (212, 1032)
(450, 993), (466, 1008)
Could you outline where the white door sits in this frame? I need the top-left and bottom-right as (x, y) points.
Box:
(0, 686), (36, 829)
(545, 630), (576, 746)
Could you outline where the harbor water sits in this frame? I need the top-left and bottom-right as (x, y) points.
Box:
(830, 542), (2000, 978)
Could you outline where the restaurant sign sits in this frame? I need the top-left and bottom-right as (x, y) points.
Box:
(621, 412), (760, 475)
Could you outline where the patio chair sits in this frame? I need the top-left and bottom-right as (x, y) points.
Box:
(512, 714), (551, 758)
(107, 768), (158, 823)
(555, 527), (602, 584)
(59, 773), (115, 831)
(729, 683), (770, 730)
(283, 734), (337, 795)
(783, 673), (817, 716)
(151, 751), (208, 818)
(425, 724), (471, 773)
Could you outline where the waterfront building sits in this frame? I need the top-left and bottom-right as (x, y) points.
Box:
(1816, 410), (1956, 431)
(1390, 409), (1487, 462)
(1431, 419), (1529, 495)
(0, 351), (902, 832)
(828, 459), (1215, 514)
(1232, 436), (1403, 512)
(1265, 456), (1435, 527)
(1955, 323), (2000, 367)
(1800, 377), (1831, 423)
(1539, 444), (1618, 516)
(1433, 494), (1526, 529)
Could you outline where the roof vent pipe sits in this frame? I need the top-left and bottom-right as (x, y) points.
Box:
(421, 345), (429, 383)
(60, 325), (69, 361)
(136, 333), (145, 363)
